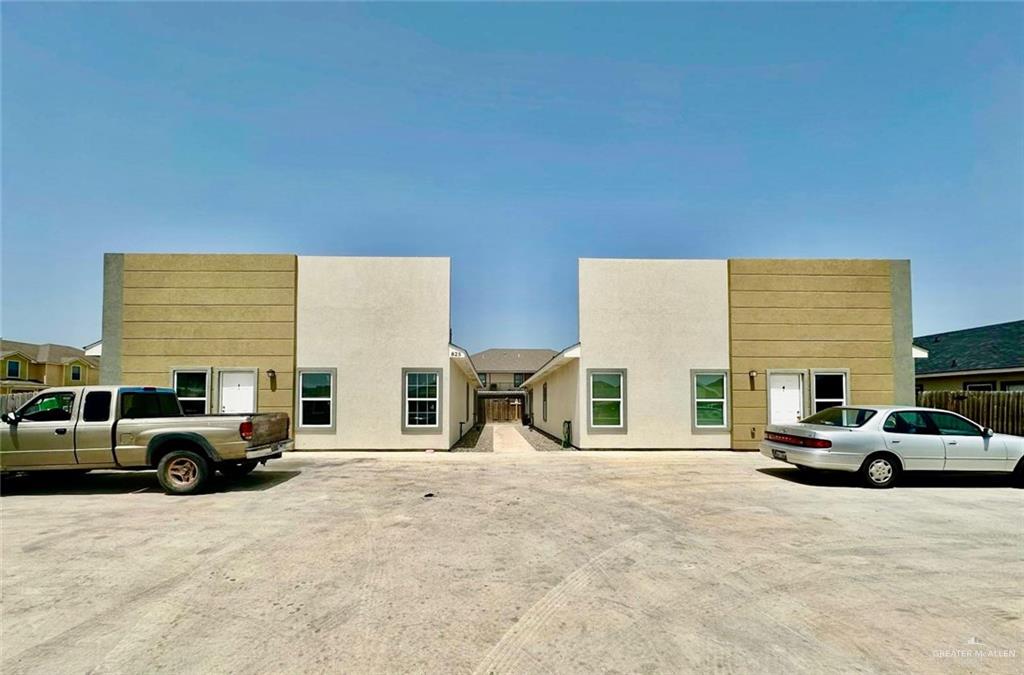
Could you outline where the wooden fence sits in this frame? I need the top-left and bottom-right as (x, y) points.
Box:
(1, 392), (36, 414)
(916, 391), (1024, 436)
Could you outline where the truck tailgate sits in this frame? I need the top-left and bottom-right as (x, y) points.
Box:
(250, 413), (290, 446)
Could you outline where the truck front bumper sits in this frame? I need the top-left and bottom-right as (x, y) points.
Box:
(247, 439), (293, 460)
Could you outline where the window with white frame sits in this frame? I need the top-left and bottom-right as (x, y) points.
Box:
(693, 371), (728, 429)
(6, 359), (21, 379)
(479, 373), (487, 387)
(299, 371), (334, 427)
(590, 371), (624, 428)
(813, 372), (847, 414)
(173, 370), (209, 415)
(542, 382), (548, 422)
(514, 373), (525, 387)
(71, 365), (82, 381)
(405, 371), (439, 427)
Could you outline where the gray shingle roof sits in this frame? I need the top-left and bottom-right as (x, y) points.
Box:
(914, 320), (1023, 375)
(1, 339), (100, 368)
(470, 348), (558, 374)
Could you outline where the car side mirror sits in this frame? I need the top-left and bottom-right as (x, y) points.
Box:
(2, 412), (18, 425)
(983, 427), (994, 437)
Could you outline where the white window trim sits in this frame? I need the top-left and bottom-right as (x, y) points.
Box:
(298, 369), (335, 429)
(171, 368), (211, 415)
(589, 371), (625, 429)
(691, 369), (730, 431)
(70, 364), (82, 381)
(811, 370), (849, 413)
(405, 370), (440, 429)
(542, 382), (548, 422)
(7, 359), (22, 379)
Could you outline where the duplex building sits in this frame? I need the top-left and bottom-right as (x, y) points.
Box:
(101, 253), (479, 450)
(523, 258), (914, 450)
(1, 340), (100, 395)
(471, 348), (557, 422)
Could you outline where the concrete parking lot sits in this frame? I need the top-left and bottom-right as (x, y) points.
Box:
(2, 450), (1021, 674)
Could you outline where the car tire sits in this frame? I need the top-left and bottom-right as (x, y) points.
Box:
(860, 453), (900, 489)
(218, 460), (259, 479)
(157, 450), (210, 495)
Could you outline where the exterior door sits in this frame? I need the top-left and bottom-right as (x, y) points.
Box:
(768, 373), (804, 424)
(881, 410), (945, 470)
(927, 411), (1006, 471)
(1, 391), (79, 467)
(219, 371), (256, 414)
(74, 389), (117, 465)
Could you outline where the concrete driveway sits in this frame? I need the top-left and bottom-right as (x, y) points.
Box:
(1, 451), (1021, 674)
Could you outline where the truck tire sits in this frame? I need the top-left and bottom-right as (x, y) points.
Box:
(157, 450), (210, 495)
(218, 460), (258, 479)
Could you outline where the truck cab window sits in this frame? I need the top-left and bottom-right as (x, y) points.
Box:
(120, 392), (183, 418)
(19, 392), (75, 422)
(83, 391), (113, 422)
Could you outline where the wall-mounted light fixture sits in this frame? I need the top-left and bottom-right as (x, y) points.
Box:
(748, 370), (757, 379)
(267, 369), (277, 380)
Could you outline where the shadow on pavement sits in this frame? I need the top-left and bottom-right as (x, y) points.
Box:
(758, 466), (1019, 489)
(0, 469), (301, 496)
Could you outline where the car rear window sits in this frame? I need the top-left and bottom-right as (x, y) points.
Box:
(801, 407), (876, 428)
(120, 392), (183, 418)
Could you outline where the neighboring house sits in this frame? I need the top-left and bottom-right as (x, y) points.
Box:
(914, 320), (1024, 392)
(1, 339), (100, 395)
(523, 258), (914, 450)
(101, 253), (480, 450)
(471, 348), (558, 422)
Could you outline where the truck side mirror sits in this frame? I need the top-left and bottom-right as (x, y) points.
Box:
(3, 412), (18, 425)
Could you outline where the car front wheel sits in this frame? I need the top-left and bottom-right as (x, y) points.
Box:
(861, 454), (900, 489)
(157, 450), (210, 495)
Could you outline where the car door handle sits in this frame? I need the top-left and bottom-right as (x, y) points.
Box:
(55, 428), (67, 435)
(947, 440), (958, 445)
(890, 439), (901, 444)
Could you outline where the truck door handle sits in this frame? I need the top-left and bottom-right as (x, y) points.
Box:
(55, 428), (67, 435)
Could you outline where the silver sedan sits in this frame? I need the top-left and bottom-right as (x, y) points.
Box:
(760, 406), (1024, 488)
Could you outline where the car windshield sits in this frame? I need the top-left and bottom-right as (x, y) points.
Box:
(801, 407), (876, 428)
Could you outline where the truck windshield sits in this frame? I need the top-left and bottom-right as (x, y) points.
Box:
(120, 392), (183, 418)
(801, 407), (876, 428)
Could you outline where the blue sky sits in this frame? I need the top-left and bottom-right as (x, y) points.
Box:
(2, 3), (1022, 353)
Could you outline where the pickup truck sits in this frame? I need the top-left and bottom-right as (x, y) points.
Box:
(1, 386), (292, 495)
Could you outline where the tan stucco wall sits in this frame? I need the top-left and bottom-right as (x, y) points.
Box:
(577, 259), (732, 449)
(528, 359), (580, 446)
(917, 372), (1024, 392)
(295, 257), (452, 450)
(728, 258), (911, 450)
(449, 362), (474, 447)
(108, 253), (297, 418)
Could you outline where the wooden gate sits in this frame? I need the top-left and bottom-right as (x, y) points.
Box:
(484, 397), (522, 423)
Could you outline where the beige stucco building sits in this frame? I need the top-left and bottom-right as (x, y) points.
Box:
(102, 253), (479, 450)
(524, 257), (914, 450)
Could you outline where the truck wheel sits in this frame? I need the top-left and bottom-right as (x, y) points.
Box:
(219, 460), (258, 479)
(157, 450), (210, 495)
(860, 453), (900, 489)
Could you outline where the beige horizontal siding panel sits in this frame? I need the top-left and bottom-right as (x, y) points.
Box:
(729, 274), (891, 293)
(124, 271), (295, 289)
(850, 374), (894, 392)
(731, 357), (894, 374)
(730, 291), (892, 309)
(732, 390), (767, 409)
(122, 338), (294, 357)
(123, 355), (296, 372)
(124, 305), (295, 323)
(731, 307), (893, 326)
(729, 324), (893, 342)
(124, 288), (295, 306)
(730, 259), (893, 276)
(732, 340), (893, 358)
(123, 322), (295, 339)
(850, 390), (896, 405)
(733, 407), (771, 425)
(255, 390), (296, 408)
(123, 254), (295, 272)
(732, 440), (760, 451)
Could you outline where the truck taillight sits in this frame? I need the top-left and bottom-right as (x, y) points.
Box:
(239, 420), (253, 441)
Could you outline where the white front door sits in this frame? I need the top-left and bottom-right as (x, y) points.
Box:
(768, 373), (804, 424)
(219, 371), (256, 414)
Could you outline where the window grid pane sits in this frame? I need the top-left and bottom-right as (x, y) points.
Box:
(299, 371), (333, 427)
(693, 371), (728, 428)
(406, 372), (439, 427)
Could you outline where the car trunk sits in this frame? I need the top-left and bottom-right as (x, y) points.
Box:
(249, 412), (290, 447)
